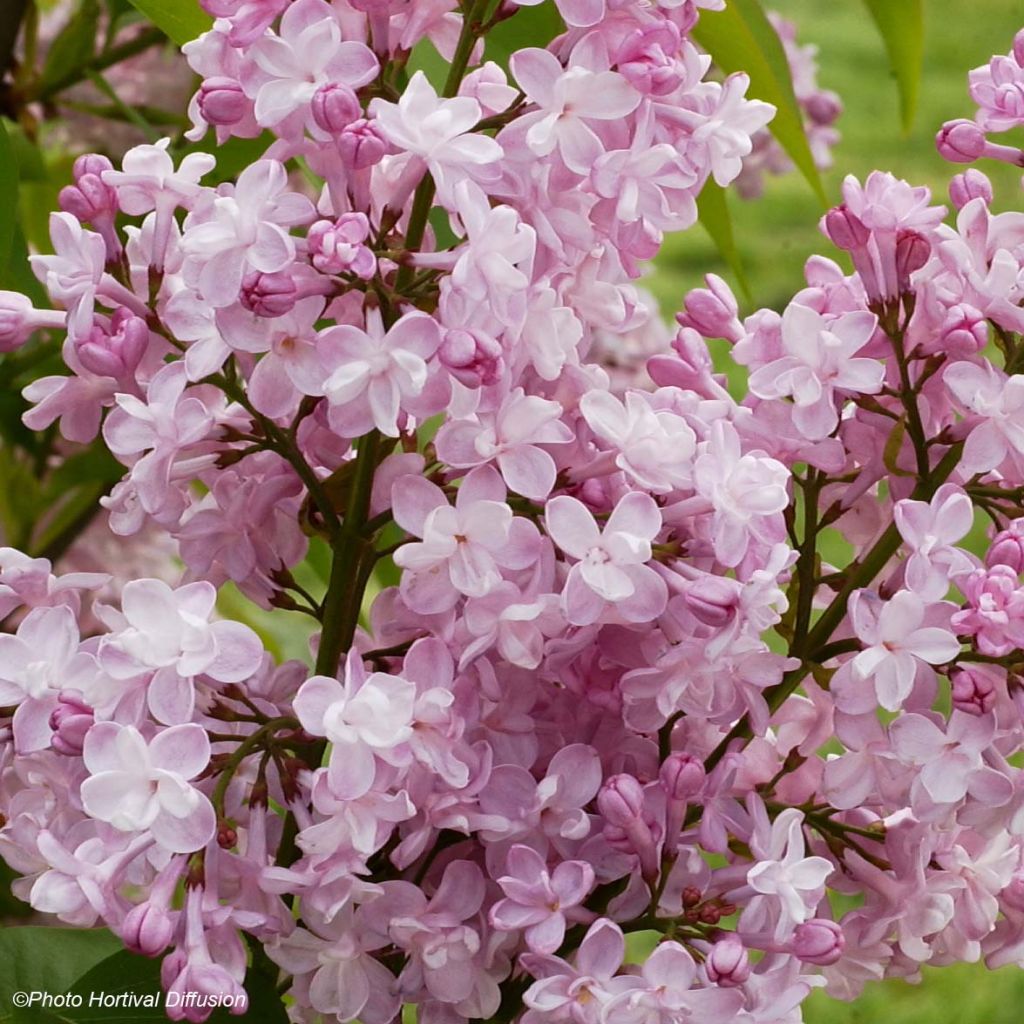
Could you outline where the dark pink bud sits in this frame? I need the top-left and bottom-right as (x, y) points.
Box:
(122, 901), (175, 957)
(597, 774), (646, 827)
(240, 271), (298, 317)
(705, 937), (751, 986)
(659, 752), (705, 802)
(677, 274), (741, 342)
(312, 83), (361, 135)
(949, 168), (993, 210)
(337, 118), (387, 169)
(684, 575), (739, 627)
(895, 230), (931, 291)
(804, 90), (842, 126)
(76, 309), (149, 378)
(792, 919), (845, 966)
(438, 328), (505, 387)
(936, 302), (987, 358)
(197, 77), (248, 126)
(1014, 29), (1024, 67)
(951, 666), (998, 716)
(936, 119), (987, 163)
(822, 204), (869, 252)
(49, 692), (94, 756)
(60, 173), (119, 224)
(73, 153), (113, 180)
(987, 521), (1024, 572)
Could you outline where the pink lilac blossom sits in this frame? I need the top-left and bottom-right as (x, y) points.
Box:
(8, 7), (1024, 1024)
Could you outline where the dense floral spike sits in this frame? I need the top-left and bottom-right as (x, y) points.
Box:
(6, 5), (1024, 1024)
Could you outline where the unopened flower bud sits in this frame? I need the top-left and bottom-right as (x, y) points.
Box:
(240, 271), (298, 317)
(76, 308), (149, 378)
(805, 90), (842, 126)
(122, 901), (175, 957)
(895, 230), (930, 292)
(936, 119), (987, 163)
(684, 576), (739, 627)
(792, 919), (845, 965)
(681, 886), (702, 908)
(197, 77), (248, 126)
(659, 752), (705, 801)
(951, 666), (997, 716)
(598, 774), (646, 827)
(49, 691), (94, 756)
(706, 937), (751, 986)
(312, 83), (361, 135)
(677, 274), (742, 342)
(949, 168), (993, 209)
(822, 204), (869, 252)
(988, 521), (1024, 572)
(1014, 28), (1024, 67)
(438, 328), (505, 387)
(337, 118), (387, 169)
(936, 302), (988, 357)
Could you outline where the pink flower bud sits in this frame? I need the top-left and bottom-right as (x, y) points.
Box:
(822, 204), (869, 252)
(934, 302), (988, 358)
(240, 271), (298, 317)
(1014, 28), (1024, 68)
(705, 937), (751, 986)
(337, 118), (387, 169)
(659, 752), (705, 801)
(936, 119), (988, 163)
(197, 77), (248, 126)
(792, 919), (845, 965)
(677, 274), (742, 342)
(804, 90), (842, 126)
(73, 153), (113, 180)
(76, 308), (149, 378)
(438, 328), (505, 387)
(597, 774), (646, 827)
(684, 575), (739, 627)
(0, 291), (35, 352)
(122, 900), (175, 957)
(949, 168), (993, 209)
(312, 83), (361, 135)
(895, 230), (930, 292)
(988, 521), (1024, 571)
(49, 692), (94, 756)
(951, 666), (997, 716)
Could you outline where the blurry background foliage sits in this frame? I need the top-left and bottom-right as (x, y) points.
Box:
(1, 0), (1024, 1020)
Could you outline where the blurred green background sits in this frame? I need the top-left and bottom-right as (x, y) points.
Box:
(652, 2), (1024, 1019)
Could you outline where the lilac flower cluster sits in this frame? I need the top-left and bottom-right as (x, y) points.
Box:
(4, 2), (1024, 1023)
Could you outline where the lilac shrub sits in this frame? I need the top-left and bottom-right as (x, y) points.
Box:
(4, 3), (1024, 1022)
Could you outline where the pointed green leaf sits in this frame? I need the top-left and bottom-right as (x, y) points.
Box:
(862, 0), (924, 132)
(696, 180), (752, 306)
(0, 120), (19, 275)
(41, 0), (101, 89)
(124, 0), (211, 46)
(692, 0), (825, 205)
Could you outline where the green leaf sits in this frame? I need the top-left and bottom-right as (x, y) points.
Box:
(693, 0), (825, 205)
(41, 0), (101, 89)
(486, 4), (563, 70)
(0, 927), (122, 1022)
(3, 120), (46, 183)
(696, 180), (752, 306)
(862, 0), (924, 132)
(124, 0), (211, 46)
(0, 120), (19, 276)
